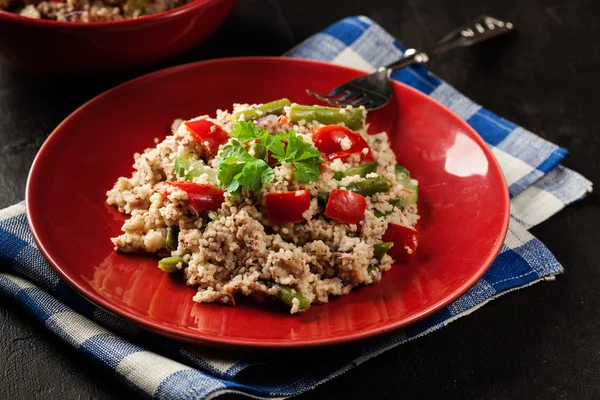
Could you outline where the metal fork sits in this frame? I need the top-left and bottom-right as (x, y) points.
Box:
(307, 15), (515, 110)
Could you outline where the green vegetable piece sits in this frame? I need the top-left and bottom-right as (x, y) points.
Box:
(217, 140), (275, 195)
(125, 0), (145, 16)
(346, 177), (390, 197)
(272, 283), (310, 312)
(158, 256), (187, 273)
(333, 161), (378, 180)
(174, 153), (216, 182)
(395, 165), (418, 207)
(373, 242), (393, 260)
(317, 192), (330, 208)
(289, 105), (364, 131)
(174, 153), (190, 177)
(373, 209), (393, 218)
(249, 142), (267, 161)
(165, 226), (179, 250)
(374, 198), (406, 219)
(388, 198), (402, 207)
(367, 265), (378, 273)
(232, 99), (291, 122)
(230, 121), (268, 143)
(202, 210), (219, 227)
(274, 129), (323, 183)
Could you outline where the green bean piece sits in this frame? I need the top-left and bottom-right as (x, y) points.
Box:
(165, 226), (179, 250)
(174, 153), (216, 182)
(317, 192), (330, 209)
(158, 256), (187, 273)
(373, 242), (394, 260)
(374, 199), (402, 218)
(273, 283), (310, 312)
(374, 199), (405, 218)
(395, 165), (418, 207)
(373, 209), (393, 218)
(125, 0), (145, 16)
(396, 165), (410, 178)
(388, 198), (402, 208)
(232, 98), (291, 122)
(367, 265), (378, 273)
(333, 161), (378, 180)
(346, 177), (390, 197)
(289, 105), (364, 131)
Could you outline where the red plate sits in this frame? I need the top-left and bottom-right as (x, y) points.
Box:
(26, 57), (509, 348)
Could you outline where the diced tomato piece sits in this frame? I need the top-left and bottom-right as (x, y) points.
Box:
(324, 189), (366, 225)
(154, 181), (224, 215)
(279, 115), (290, 125)
(312, 125), (353, 154)
(184, 119), (229, 154)
(382, 223), (419, 263)
(266, 190), (311, 224)
(312, 125), (374, 162)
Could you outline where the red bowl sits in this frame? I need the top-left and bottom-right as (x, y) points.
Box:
(0, 0), (237, 77)
(27, 57), (510, 348)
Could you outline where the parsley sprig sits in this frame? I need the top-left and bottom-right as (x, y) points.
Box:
(217, 122), (323, 194)
(217, 141), (274, 195)
(273, 129), (322, 183)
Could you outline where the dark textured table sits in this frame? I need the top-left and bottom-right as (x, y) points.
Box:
(1, 0), (599, 398)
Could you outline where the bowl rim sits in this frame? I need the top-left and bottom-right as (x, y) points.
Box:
(26, 56), (510, 348)
(0, 0), (222, 27)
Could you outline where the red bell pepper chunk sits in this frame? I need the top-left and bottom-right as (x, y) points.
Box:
(312, 125), (374, 162)
(382, 223), (419, 263)
(266, 190), (311, 224)
(324, 189), (366, 225)
(154, 181), (224, 215)
(184, 119), (229, 154)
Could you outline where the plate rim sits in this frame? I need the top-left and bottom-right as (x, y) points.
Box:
(26, 56), (510, 348)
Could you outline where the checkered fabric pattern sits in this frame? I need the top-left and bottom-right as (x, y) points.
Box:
(0, 16), (592, 399)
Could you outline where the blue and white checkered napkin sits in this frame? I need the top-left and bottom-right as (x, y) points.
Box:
(0, 16), (593, 399)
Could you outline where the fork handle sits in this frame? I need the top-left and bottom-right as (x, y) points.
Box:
(383, 15), (514, 71)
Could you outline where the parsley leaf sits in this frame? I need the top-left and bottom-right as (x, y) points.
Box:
(238, 158), (274, 192)
(219, 139), (254, 162)
(230, 121), (265, 142)
(267, 134), (286, 158)
(217, 140), (275, 195)
(294, 157), (321, 183)
(274, 130), (323, 183)
(230, 122), (285, 163)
